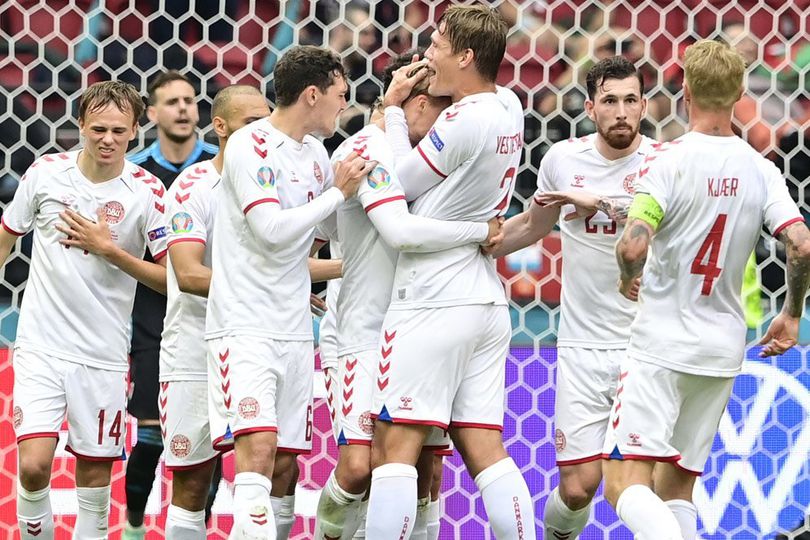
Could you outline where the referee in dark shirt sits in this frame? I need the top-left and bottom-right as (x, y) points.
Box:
(123, 70), (218, 540)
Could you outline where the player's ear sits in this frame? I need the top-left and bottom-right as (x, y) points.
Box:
(146, 105), (157, 124)
(304, 86), (319, 107)
(458, 48), (474, 70)
(640, 96), (648, 118)
(212, 115), (228, 138)
(584, 99), (595, 121)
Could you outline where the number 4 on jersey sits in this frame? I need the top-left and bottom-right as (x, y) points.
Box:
(691, 214), (727, 295)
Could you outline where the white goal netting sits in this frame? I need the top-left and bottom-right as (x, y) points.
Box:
(0, 1), (809, 538)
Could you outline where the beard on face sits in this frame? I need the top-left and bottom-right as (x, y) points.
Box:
(164, 128), (195, 145)
(597, 120), (639, 150)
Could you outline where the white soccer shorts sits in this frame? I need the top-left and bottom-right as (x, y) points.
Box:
(207, 336), (314, 454)
(159, 380), (219, 470)
(554, 347), (623, 466)
(602, 354), (735, 474)
(372, 304), (510, 430)
(13, 348), (128, 460)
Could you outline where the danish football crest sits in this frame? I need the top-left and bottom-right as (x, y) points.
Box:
(102, 201), (125, 224)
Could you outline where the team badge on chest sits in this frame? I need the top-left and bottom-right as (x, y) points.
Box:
(102, 201), (125, 224)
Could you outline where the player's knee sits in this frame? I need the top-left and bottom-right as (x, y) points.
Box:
(172, 471), (211, 511)
(18, 457), (52, 491)
(559, 481), (596, 511)
(336, 450), (372, 493)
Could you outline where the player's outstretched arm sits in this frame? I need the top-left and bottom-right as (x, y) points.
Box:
(169, 241), (211, 297)
(485, 201), (559, 258)
(56, 208), (168, 294)
(535, 190), (630, 223)
(0, 229), (19, 270)
(367, 199), (490, 253)
(760, 221), (810, 357)
(309, 257), (342, 282)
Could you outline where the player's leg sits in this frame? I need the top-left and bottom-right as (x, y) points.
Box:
(205, 456), (223, 524)
(450, 305), (535, 540)
(13, 349), (63, 540)
(601, 357), (684, 539)
(656, 373), (735, 540)
(545, 348), (620, 538)
(315, 351), (376, 540)
(365, 308), (460, 539)
(162, 380), (219, 539)
(207, 336), (283, 540)
(412, 446), (441, 540)
(427, 453), (446, 540)
(124, 349), (163, 539)
(272, 339), (316, 540)
(66, 364), (128, 540)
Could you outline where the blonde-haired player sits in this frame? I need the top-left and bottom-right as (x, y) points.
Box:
(160, 85), (270, 539)
(603, 39), (810, 539)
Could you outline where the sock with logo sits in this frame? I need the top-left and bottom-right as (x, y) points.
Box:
(474, 458), (536, 540)
(543, 486), (590, 539)
(232, 472), (276, 539)
(365, 463), (418, 539)
(17, 483), (54, 540)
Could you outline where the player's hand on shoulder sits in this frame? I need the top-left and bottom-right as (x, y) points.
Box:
(382, 58), (429, 108)
(617, 276), (640, 302)
(55, 207), (116, 258)
(759, 312), (799, 357)
(333, 153), (377, 199)
(481, 216), (505, 255)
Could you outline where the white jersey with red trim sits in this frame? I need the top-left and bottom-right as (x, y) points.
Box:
(631, 131), (803, 376)
(331, 124), (403, 355)
(1, 151), (168, 371)
(160, 160), (220, 381)
(390, 87), (524, 309)
(535, 134), (657, 348)
(205, 118), (333, 340)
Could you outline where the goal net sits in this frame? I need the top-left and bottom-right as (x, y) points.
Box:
(0, 1), (808, 538)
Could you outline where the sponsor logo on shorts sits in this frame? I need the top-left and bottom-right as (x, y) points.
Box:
(13, 406), (22, 429)
(238, 397), (260, 419)
(399, 396), (413, 411)
(171, 212), (193, 233)
(170, 434), (191, 458)
(313, 161), (323, 184)
(148, 226), (167, 241)
(256, 166), (275, 189)
(623, 172), (636, 194)
(367, 166), (391, 190)
(359, 411), (374, 435)
(102, 201), (125, 224)
(428, 128), (444, 151)
(571, 174), (585, 188)
(554, 428), (566, 452)
(628, 433), (641, 447)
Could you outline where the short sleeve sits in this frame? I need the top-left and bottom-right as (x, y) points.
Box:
(358, 164), (406, 213)
(763, 163), (803, 237)
(413, 106), (481, 179)
(2, 160), (42, 236)
(167, 181), (209, 248)
(634, 151), (671, 214)
(225, 127), (281, 214)
(533, 146), (558, 200)
(143, 180), (169, 260)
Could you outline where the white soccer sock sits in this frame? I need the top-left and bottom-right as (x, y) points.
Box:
(426, 498), (441, 540)
(231, 472), (275, 540)
(666, 499), (697, 540)
(411, 497), (431, 540)
(543, 486), (590, 539)
(271, 495), (296, 540)
(17, 484), (54, 540)
(166, 504), (206, 540)
(73, 486), (110, 540)
(616, 484), (684, 540)
(352, 500), (368, 539)
(314, 471), (366, 539)
(474, 458), (537, 540)
(365, 463), (418, 540)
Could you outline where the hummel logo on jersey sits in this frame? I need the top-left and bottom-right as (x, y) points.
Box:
(571, 175), (585, 188)
(429, 128), (444, 151)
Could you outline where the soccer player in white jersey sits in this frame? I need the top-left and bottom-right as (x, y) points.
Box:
(160, 85), (270, 540)
(314, 52), (501, 540)
(204, 46), (373, 540)
(364, 6), (535, 539)
(487, 56), (655, 538)
(602, 40), (810, 540)
(1, 81), (168, 540)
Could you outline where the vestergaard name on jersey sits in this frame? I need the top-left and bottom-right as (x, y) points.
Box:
(496, 132), (523, 155)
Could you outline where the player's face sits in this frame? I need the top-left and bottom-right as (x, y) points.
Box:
(312, 75), (348, 138)
(585, 76), (646, 150)
(148, 80), (199, 143)
(79, 104), (137, 167)
(424, 24), (457, 98)
(402, 95), (450, 146)
(224, 95), (272, 136)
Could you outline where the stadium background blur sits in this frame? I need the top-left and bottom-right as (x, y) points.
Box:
(0, 0), (809, 538)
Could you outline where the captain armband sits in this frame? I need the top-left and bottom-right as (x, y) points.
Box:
(627, 193), (664, 231)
